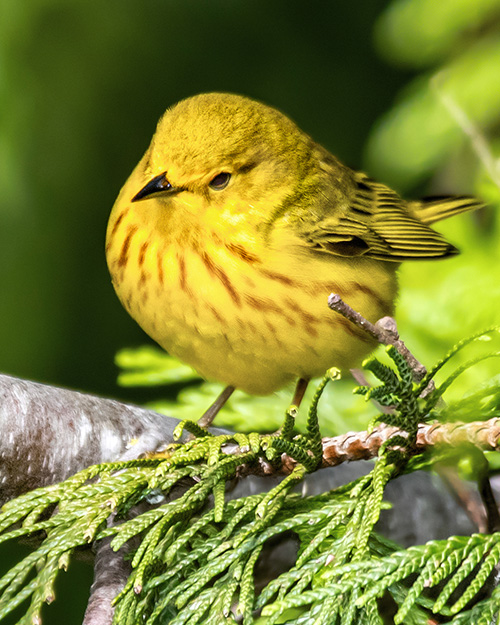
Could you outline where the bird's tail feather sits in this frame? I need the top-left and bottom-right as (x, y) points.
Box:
(409, 195), (484, 225)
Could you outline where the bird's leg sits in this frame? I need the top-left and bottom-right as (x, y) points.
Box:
(280, 374), (329, 471)
(292, 377), (309, 408)
(198, 385), (235, 429)
(281, 378), (310, 439)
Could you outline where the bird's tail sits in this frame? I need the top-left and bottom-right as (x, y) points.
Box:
(409, 195), (484, 225)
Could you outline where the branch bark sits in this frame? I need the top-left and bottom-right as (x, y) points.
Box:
(0, 373), (182, 505)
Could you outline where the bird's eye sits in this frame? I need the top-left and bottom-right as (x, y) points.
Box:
(209, 172), (231, 190)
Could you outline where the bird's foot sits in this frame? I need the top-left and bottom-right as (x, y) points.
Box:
(265, 368), (341, 473)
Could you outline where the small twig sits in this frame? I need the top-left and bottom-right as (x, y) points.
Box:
(432, 72), (500, 192)
(233, 417), (500, 476)
(437, 466), (487, 533)
(328, 293), (429, 385)
(322, 418), (500, 468)
(438, 464), (500, 535)
(478, 474), (500, 534)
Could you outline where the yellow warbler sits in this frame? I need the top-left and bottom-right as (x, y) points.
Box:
(106, 92), (481, 421)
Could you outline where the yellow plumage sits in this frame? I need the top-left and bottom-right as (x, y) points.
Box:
(106, 93), (481, 397)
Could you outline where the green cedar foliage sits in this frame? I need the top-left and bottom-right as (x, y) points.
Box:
(0, 330), (500, 623)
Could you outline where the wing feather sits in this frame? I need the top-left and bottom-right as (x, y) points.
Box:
(302, 167), (481, 262)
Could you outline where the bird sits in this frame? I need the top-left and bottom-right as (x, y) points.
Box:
(106, 92), (482, 426)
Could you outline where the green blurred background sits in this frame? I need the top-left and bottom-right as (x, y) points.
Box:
(2, 0), (500, 621)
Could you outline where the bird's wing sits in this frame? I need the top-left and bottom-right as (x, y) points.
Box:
(302, 172), (479, 262)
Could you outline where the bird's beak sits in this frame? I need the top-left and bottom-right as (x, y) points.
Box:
(132, 172), (178, 202)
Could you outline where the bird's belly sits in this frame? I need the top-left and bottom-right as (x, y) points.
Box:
(108, 232), (397, 395)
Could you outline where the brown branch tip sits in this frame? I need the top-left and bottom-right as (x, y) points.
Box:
(328, 292), (428, 384)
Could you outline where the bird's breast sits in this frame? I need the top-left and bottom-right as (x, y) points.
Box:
(106, 208), (398, 394)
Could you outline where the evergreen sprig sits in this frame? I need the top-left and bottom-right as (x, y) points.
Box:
(0, 330), (499, 623)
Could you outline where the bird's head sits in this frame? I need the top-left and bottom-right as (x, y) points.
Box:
(130, 93), (320, 232)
